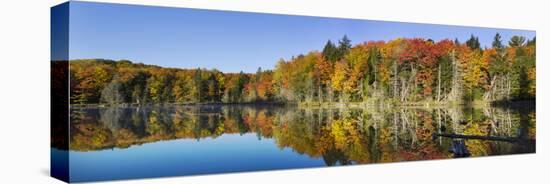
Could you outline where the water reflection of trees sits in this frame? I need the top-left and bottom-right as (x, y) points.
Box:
(68, 105), (535, 165)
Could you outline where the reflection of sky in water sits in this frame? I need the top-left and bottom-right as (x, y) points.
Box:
(68, 133), (325, 182)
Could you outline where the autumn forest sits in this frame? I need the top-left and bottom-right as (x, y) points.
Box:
(49, 2), (538, 182)
(65, 34), (536, 106)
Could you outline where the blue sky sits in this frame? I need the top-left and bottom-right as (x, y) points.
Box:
(64, 1), (535, 73)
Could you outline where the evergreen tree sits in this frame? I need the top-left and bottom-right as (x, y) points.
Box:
(466, 34), (480, 50)
(454, 38), (460, 45)
(492, 33), (503, 49)
(509, 36), (526, 47)
(193, 68), (203, 102)
(322, 40), (338, 62)
(527, 37), (536, 46)
(337, 35), (352, 57)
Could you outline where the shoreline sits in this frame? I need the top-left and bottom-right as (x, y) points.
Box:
(69, 99), (535, 109)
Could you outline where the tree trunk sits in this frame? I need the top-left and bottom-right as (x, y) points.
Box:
(328, 87), (333, 103)
(412, 63), (417, 101)
(437, 64), (441, 101)
(437, 108), (442, 144)
(393, 60), (398, 99)
(359, 79), (364, 102)
(483, 75), (497, 101)
(506, 74), (511, 101)
(449, 50), (461, 102)
(318, 84), (323, 103)
(400, 77), (408, 102)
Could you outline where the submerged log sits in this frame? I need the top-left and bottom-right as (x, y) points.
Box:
(432, 133), (518, 143)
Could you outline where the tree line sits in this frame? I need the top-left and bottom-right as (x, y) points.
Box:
(67, 34), (535, 105)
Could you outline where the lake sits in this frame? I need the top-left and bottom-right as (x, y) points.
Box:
(61, 104), (535, 182)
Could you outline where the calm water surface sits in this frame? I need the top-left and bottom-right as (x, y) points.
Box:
(62, 105), (535, 182)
